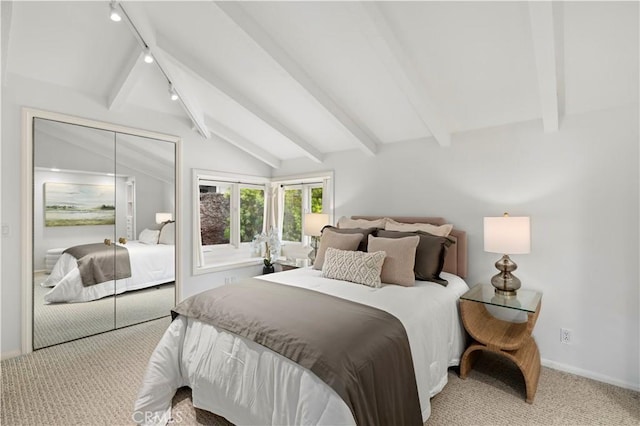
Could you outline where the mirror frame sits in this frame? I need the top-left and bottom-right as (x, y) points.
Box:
(21, 107), (182, 354)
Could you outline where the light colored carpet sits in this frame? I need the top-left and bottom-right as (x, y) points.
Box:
(2, 317), (638, 426)
(33, 272), (175, 348)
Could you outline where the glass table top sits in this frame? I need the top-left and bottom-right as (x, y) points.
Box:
(461, 284), (542, 313)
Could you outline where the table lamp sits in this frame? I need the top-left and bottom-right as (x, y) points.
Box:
(155, 212), (173, 224)
(304, 213), (329, 263)
(484, 213), (530, 296)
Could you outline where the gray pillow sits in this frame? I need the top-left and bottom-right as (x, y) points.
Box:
(377, 230), (454, 286)
(313, 229), (364, 270)
(321, 226), (378, 252)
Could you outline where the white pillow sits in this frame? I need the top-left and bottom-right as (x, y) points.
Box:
(337, 216), (387, 229)
(385, 218), (453, 237)
(139, 229), (160, 245)
(158, 221), (175, 245)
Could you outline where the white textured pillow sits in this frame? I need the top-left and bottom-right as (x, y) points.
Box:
(337, 216), (387, 229)
(158, 221), (175, 245)
(139, 229), (160, 245)
(322, 247), (386, 288)
(385, 219), (453, 237)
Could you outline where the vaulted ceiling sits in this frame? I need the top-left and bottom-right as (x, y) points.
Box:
(3, 1), (638, 169)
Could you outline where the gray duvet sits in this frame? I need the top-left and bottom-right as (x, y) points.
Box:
(63, 243), (132, 287)
(171, 278), (422, 426)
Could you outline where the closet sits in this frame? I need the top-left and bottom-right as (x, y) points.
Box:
(27, 111), (180, 350)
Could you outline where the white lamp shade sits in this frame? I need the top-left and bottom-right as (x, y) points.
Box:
(155, 212), (173, 224)
(484, 216), (530, 254)
(304, 213), (329, 237)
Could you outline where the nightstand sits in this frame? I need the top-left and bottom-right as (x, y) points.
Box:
(459, 284), (542, 403)
(274, 258), (311, 271)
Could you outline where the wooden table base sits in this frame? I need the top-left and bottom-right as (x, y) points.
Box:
(459, 298), (542, 404)
(460, 337), (541, 403)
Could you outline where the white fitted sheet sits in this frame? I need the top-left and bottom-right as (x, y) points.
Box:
(41, 241), (175, 303)
(134, 268), (469, 425)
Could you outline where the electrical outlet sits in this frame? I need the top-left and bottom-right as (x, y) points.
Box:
(1, 223), (11, 238)
(560, 328), (572, 344)
(224, 276), (237, 285)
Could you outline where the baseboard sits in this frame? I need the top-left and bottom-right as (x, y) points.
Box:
(542, 358), (640, 392)
(1, 349), (22, 361)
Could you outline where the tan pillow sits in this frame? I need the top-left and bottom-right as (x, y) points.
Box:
(337, 216), (386, 229)
(368, 235), (420, 286)
(322, 247), (386, 288)
(313, 229), (364, 270)
(385, 218), (453, 237)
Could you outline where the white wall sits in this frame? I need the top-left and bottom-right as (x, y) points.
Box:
(273, 106), (640, 390)
(1, 74), (271, 357)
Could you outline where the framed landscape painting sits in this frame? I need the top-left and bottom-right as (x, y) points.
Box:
(44, 182), (115, 227)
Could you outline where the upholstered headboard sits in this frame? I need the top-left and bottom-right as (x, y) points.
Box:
(351, 216), (468, 278)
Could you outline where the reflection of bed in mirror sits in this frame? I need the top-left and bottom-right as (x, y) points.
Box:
(42, 237), (175, 304)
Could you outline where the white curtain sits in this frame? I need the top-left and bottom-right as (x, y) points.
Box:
(266, 183), (284, 241)
(196, 192), (205, 267)
(322, 177), (333, 225)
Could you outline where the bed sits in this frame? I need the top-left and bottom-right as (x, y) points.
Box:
(41, 225), (176, 304)
(134, 216), (467, 425)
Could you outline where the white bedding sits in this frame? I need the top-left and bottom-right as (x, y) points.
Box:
(41, 241), (175, 303)
(134, 268), (469, 425)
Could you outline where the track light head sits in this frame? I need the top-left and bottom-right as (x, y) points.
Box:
(169, 84), (179, 101)
(109, 2), (122, 22)
(143, 48), (154, 64)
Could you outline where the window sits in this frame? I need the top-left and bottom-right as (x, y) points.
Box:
(194, 170), (333, 274)
(199, 182), (231, 246)
(281, 182), (324, 244)
(239, 186), (265, 243)
(282, 188), (302, 242)
(199, 180), (266, 248)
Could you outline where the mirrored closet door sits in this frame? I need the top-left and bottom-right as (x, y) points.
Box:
(31, 115), (178, 350)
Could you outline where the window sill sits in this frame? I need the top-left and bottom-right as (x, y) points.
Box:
(193, 258), (263, 275)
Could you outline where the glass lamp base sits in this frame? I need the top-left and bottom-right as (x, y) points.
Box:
(491, 254), (521, 297)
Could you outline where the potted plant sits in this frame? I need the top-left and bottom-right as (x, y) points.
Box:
(253, 228), (280, 275)
(263, 244), (275, 274)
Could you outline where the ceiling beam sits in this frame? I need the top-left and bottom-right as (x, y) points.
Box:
(349, 2), (451, 147)
(528, 1), (560, 132)
(118, 3), (210, 138)
(107, 50), (145, 110)
(1, 0), (14, 86)
(156, 35), (324, 163)
(204, 116), (281, 169)
(215, 1), (378, 157)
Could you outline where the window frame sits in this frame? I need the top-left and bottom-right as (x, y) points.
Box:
(193, 170), (334, 275)
(281, 182), (324, 245)
(193, 170), (269, 274)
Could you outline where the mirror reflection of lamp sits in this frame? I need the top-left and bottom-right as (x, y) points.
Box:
(484, 213), (530, 297)
(304, 213), (329, 263)
(155, 212), (173, 224)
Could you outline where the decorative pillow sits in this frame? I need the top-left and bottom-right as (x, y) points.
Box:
(139, 229), (160, 245)
(158, 221), (175, 245)
(321, 225), (378, 252)
(367, 235), (420, 287)
(322, 247), (386, 288)
(313, 229), (364, 270)
(378, 230), (454, 286)
(385, 218), (453, 237)
(337, 216), (387, 230)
